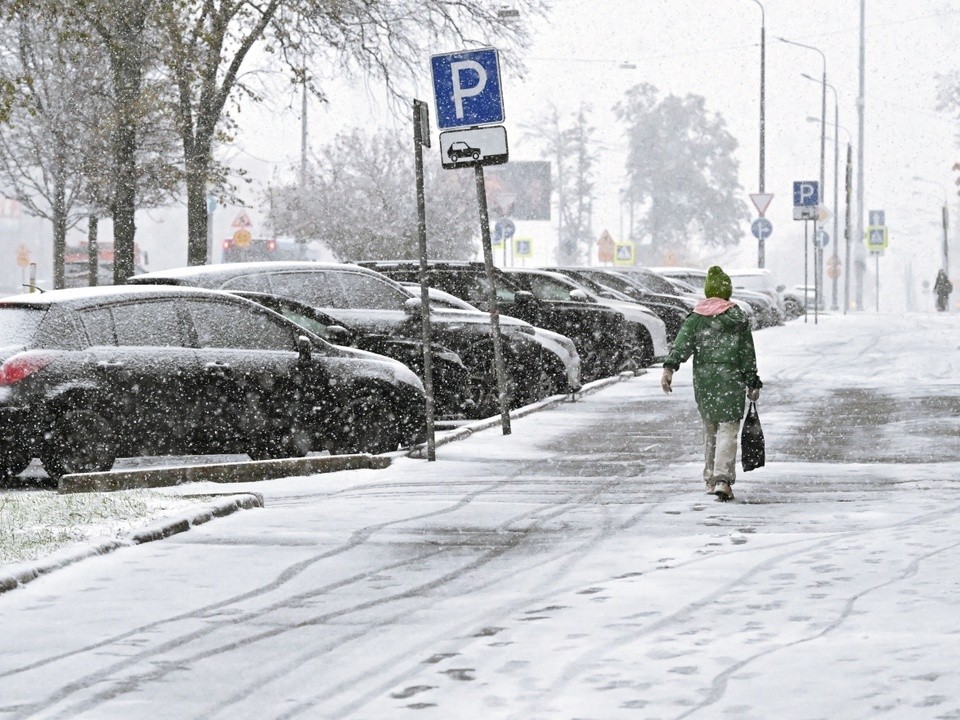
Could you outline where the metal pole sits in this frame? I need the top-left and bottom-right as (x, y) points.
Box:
(875, 253), (880, 312)
(831, 96), (840, 310)
(804, 220), (809, 323)
(843, 143), (853, 313)
(749, 0), (766, 269)
(413, 100), (436, 460)
(855, 0), (867, 311)
(942, 203), (950, 275)
(475, 164), (512, 435)
(813, 218), (819, 324)
(817, 68), (826, 321)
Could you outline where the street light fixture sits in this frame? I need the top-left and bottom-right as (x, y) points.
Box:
(779, 36), (827, 320)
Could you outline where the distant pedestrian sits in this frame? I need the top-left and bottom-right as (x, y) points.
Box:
(934, 269), (953, 312)
(661, 266), (763, 501)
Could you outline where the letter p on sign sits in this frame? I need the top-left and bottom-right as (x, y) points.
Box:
(431, 48), (505, 130)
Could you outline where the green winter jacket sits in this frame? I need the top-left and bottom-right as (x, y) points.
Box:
(663, 306), (763, 423)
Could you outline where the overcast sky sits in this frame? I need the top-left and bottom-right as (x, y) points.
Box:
(225, 1), (960, 305)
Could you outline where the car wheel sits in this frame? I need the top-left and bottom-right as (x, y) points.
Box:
(248, 421), (313, 461)
(0, 449), (30, 480)
(472, 151), (480, 160)
(460, 344), (516, 419)
(783, 297), (804, 319)
(41, 409), (116, 480)
(328, 394), (402, 455)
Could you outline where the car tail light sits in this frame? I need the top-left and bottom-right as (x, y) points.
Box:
(266, 239), (277, 252)
(222, 239), (232, 250)
(0, 352), (52, 386)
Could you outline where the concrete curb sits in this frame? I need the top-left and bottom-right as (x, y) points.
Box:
(0, 493), (263, 595)
(407, 370), (642, 459)
(59, 454), (392, 494)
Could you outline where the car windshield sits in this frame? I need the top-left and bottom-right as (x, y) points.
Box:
(0, 306), (45, 347)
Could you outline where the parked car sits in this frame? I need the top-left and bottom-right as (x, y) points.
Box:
(397, 283), (582, 395)
(649, 267), (779, 328)
(501, 268), (668, 367)
(727, 268), (798, 320)
(359, 260), (629, 381)
(544, 266), (690, 343)
(227, 290), (472, 418)
(0, 285), (426, 480)
(130, 262), (566, 419)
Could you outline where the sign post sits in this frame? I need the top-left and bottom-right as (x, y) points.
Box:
(793, 181), (820, 323)
(433, 47), (511, 435)
(865, 221), (889, 313)
(750, 193), (774, 267)
(413, 99), (436, 460)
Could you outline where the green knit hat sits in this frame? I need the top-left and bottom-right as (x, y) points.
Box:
(704, 266), (733, 299)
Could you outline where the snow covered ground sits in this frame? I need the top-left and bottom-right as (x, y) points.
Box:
(1, 311), (959, 719)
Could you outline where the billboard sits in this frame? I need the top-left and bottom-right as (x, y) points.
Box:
(483, 161), (551, 221)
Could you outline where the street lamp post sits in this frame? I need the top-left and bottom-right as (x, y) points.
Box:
(748, 0), (766, 267)
(913, 176), (950, 277)
(780, 37), (827, 316)
(804, 74), (843, 310)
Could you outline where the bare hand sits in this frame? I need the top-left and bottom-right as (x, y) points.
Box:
(746, 387), (760, 402)
(661, 368), (674, 394)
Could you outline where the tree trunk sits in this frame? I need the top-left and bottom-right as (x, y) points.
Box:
(185, 144), (209, 266)
(52, 179), (66, 290)
(88, 215), (99, 286)
(111, 68), (139, 284)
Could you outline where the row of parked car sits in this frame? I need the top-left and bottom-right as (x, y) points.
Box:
(0, 261), (790, 481)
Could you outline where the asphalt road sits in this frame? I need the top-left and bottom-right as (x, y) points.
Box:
(1, 313), (959, 719)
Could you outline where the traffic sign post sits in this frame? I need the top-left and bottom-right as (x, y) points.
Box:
(793, 181), (821, 324)
(750, 193), (774, 267)
(412, 99), (436, 460)
(613, 242), (635, 266)
(865, 224), (889, 313)
(431, 47), (511, 435)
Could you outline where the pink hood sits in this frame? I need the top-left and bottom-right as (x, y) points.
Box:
(693, 297), (735, 317)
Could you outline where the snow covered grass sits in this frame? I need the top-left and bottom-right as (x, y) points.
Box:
(0, 490), (210, 567)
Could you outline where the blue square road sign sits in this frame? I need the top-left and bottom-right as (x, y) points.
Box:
(431, 48), (505, 130)
(792, 181), (820, 207)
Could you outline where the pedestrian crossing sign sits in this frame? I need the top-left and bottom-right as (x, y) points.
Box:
(513, 237), (533, 258)
(865, 225), (888, 253)
(613, 242), (635, 266)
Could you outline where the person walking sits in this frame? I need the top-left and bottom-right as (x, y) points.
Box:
(660, 266), (762, 501)
(934, 269), (953, 312)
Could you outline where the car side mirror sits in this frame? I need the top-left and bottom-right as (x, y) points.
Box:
(403, 296), (423, 317)
(325, 325), (352, 345)
(569, 288), (590, 302)
(514, 290), (535, 305)
(296, 335), (313, 363)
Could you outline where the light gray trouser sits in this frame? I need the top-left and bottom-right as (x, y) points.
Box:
(703, 419), (739, 484)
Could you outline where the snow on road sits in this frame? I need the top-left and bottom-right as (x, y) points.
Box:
(1, 312), (959, 719)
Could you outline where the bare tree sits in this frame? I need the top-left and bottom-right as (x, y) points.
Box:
(0, 9), (111, 288)
(525, 103), (598, 264)
(267, 128), (478, 261)
(154, 0), (546, 269)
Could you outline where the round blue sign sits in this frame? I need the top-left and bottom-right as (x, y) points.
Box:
(814, 229), (830, 248)
(751, 217), (773, 240)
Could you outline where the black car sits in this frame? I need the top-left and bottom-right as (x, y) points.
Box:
(228, 290), (471, 419)
(0, 285), (426, 480)
(359, 260), (629, 381)
(130, 262), (568, 419)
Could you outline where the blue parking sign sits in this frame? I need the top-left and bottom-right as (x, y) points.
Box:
(431, 48), (505, 130)
(792, 181), (819, 207)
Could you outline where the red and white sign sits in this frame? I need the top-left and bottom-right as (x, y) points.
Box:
(231, 211), (253, 229)
(750, 193), (774, 217)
